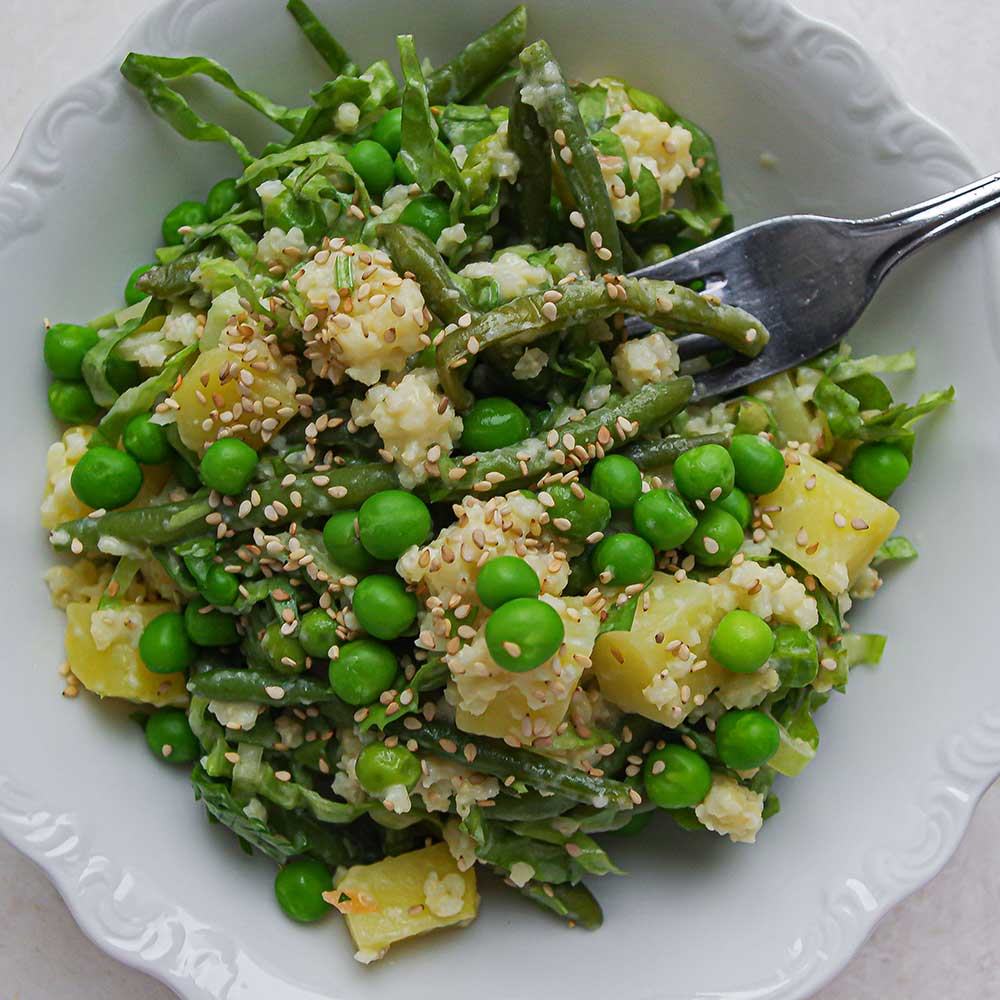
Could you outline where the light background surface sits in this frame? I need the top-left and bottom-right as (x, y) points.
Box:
(2, 1), (998, 997)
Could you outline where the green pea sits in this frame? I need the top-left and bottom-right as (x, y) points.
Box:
(347, 139), (395, 197)
(199, 437), (259, 495)
(184, 598), (240, 647)
(274, 859), (333, 923)
(847, 442), (910, 500)
(123, 413), (172, 465)
(139, 611), (195, 674)
(485, 597), (565, 672)
(262, 621), (308, 675)
(614, 810), (653, 836)
(124, 264), (154, 306)
(106, 353), (142, 394)
(48, 380), (99, 424)
(394, 155), (416, 185)
(632, 489), (696, 551)
(714, 709), (780, 770)
(372, 107), (403, 157)
(476, 556), (540, 610)
(707, 486), (752, 529)
(206, 178), (240, 220)
(71, 447), (143, 509)
(591, 533), (655, 586)
(590, 454), (643, 509)
(710, 609), (774, 673)
(144, 707), (200, 763)
(672, 443), (735, 502)
(460, 397), (531, 452)
(684, 508), (744, 567)
(201, 565), (239, 607)
(352, 574), (418, 640)
(356, 742), (422, 795)
(329, 639), (398, 706)
(43, 323), (98, 380)
(730, 434), (785, 496)
(263, 190), (326, 245)
(322, 510), (374, 576)
(643, 745), (712, 809)
(397, 194), (451, 243)
(162, 200), (209, 246)
(358, 490), (431, 560)
(545, 483), (611, 542)
(299, 608), (340, 659)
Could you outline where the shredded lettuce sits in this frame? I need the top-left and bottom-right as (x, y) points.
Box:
(873, 536), (919, 565)
(843, 632), (887, 668)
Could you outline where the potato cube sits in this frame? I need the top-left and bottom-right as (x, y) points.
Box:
(759, 451), (899, 593)
(65, 602), (187, 706)
(334, 842), (478, 962)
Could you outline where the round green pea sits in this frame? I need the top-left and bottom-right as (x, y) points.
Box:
(322, 510), (374, 576)
(707, 486), (752, 529)
(356, 742), (422, 795)
(847, 442), (910, 500)
(299, 609), (340, 659)
(201, 565), (239, 607)
(632, 489), (696, 551)
(714, 709), (780, 770)
(124, 264), (154, 306)
(591, 533), (655, 586)
(643, 745), (712, 809)
(162, 200), (209, 246)
(710, 609), (774, 673)
(145, 707), (200, 764)
(672, 443), (735, 502)
(274, 859), (333, 923)
(397, 194), (451, 243)
(184, 598), (240, 647)
(730, 434), (786, 496)
(546, 483), (611, 542)
(348, 139), (396, 197)
(262, 622), (308, 675)
(263, 190), (327, 246)
(123, 413), (172, 465)
(43, 323), (98, 380)
(329, 639), (398, 706)
(352, 574), (417, 640)
(199, 437), (259, 495)
(485, 597), (565, 672)
(590, 454), (643, 509)
(71, 446), (143, 510)
(139, 611), (195, 674)
(460, 397), (531, 452)
(684, 508), (744, 567)
(358, 490), (431, 560)
(206, 178), (240, 220)
(371, 107), (403, 157)
(48, 380), (99, 424)
(394, 155), (415, 185)
(476, 556), (540, 610)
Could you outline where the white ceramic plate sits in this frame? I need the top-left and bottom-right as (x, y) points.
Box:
(3, 1), (998, 997)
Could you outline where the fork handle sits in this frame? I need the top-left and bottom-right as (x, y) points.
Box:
(858, 171), (1000, 278)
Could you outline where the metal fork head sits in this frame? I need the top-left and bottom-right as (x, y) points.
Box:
(627, 171), (1000, 401)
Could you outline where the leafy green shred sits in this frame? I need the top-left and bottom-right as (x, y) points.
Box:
(873, 536), (919, 565)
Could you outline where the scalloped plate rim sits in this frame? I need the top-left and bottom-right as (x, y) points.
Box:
(2, 1), (997, 998)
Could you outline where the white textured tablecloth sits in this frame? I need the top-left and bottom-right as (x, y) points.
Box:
(3, 1), (999, 997)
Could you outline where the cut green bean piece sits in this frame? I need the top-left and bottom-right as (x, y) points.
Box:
(507, 77), (551, 247)
(188, 667), (344, 706)
(517, 881), (604, 929)
(622, 431), (733, 470)
(286, 0), (356, 75)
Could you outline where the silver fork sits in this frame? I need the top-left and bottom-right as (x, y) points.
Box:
(626, 172), (1000, 401)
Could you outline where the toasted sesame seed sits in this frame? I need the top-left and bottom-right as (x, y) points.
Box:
(569, 210), (585, 228)
(702, 536), (720, 554)
(559, 146), (573, 164)
(833, 512), (847, 528)
(851, 517), (869, 530)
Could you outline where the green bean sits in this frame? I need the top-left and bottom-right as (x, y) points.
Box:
(518, 40), (622, 273)
(377, 223), (475, 324)
(429, 379), (693, 501)
(188, 667), (343, 707)
(507, 77), (551, 247)
(517, 881), (603, 929)
(599, 715), (659, 778)
(397, 718), (635, 808)
(50, 463), (399, 554)
(285, 0), (356, 76)
(487, 792), (577, 822)
(472, 820), (603, 885)
(436, 277), (768, 407)
(505, 823), (623, 876)
(623, 431), (732, 470)
(425, 6), (527, 105)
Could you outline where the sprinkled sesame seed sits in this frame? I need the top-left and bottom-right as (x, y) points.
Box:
(569, 210), (585, 228)
(851, 517), (869, 530)
(702, 536), (720, 554)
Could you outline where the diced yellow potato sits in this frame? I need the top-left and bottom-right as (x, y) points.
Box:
(334, 842), (478, 962)
(759, 451), (898, 593)
(170, 344), (298, 454)
(592, 574), (729, 728)
(65, 602), (187, 706)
